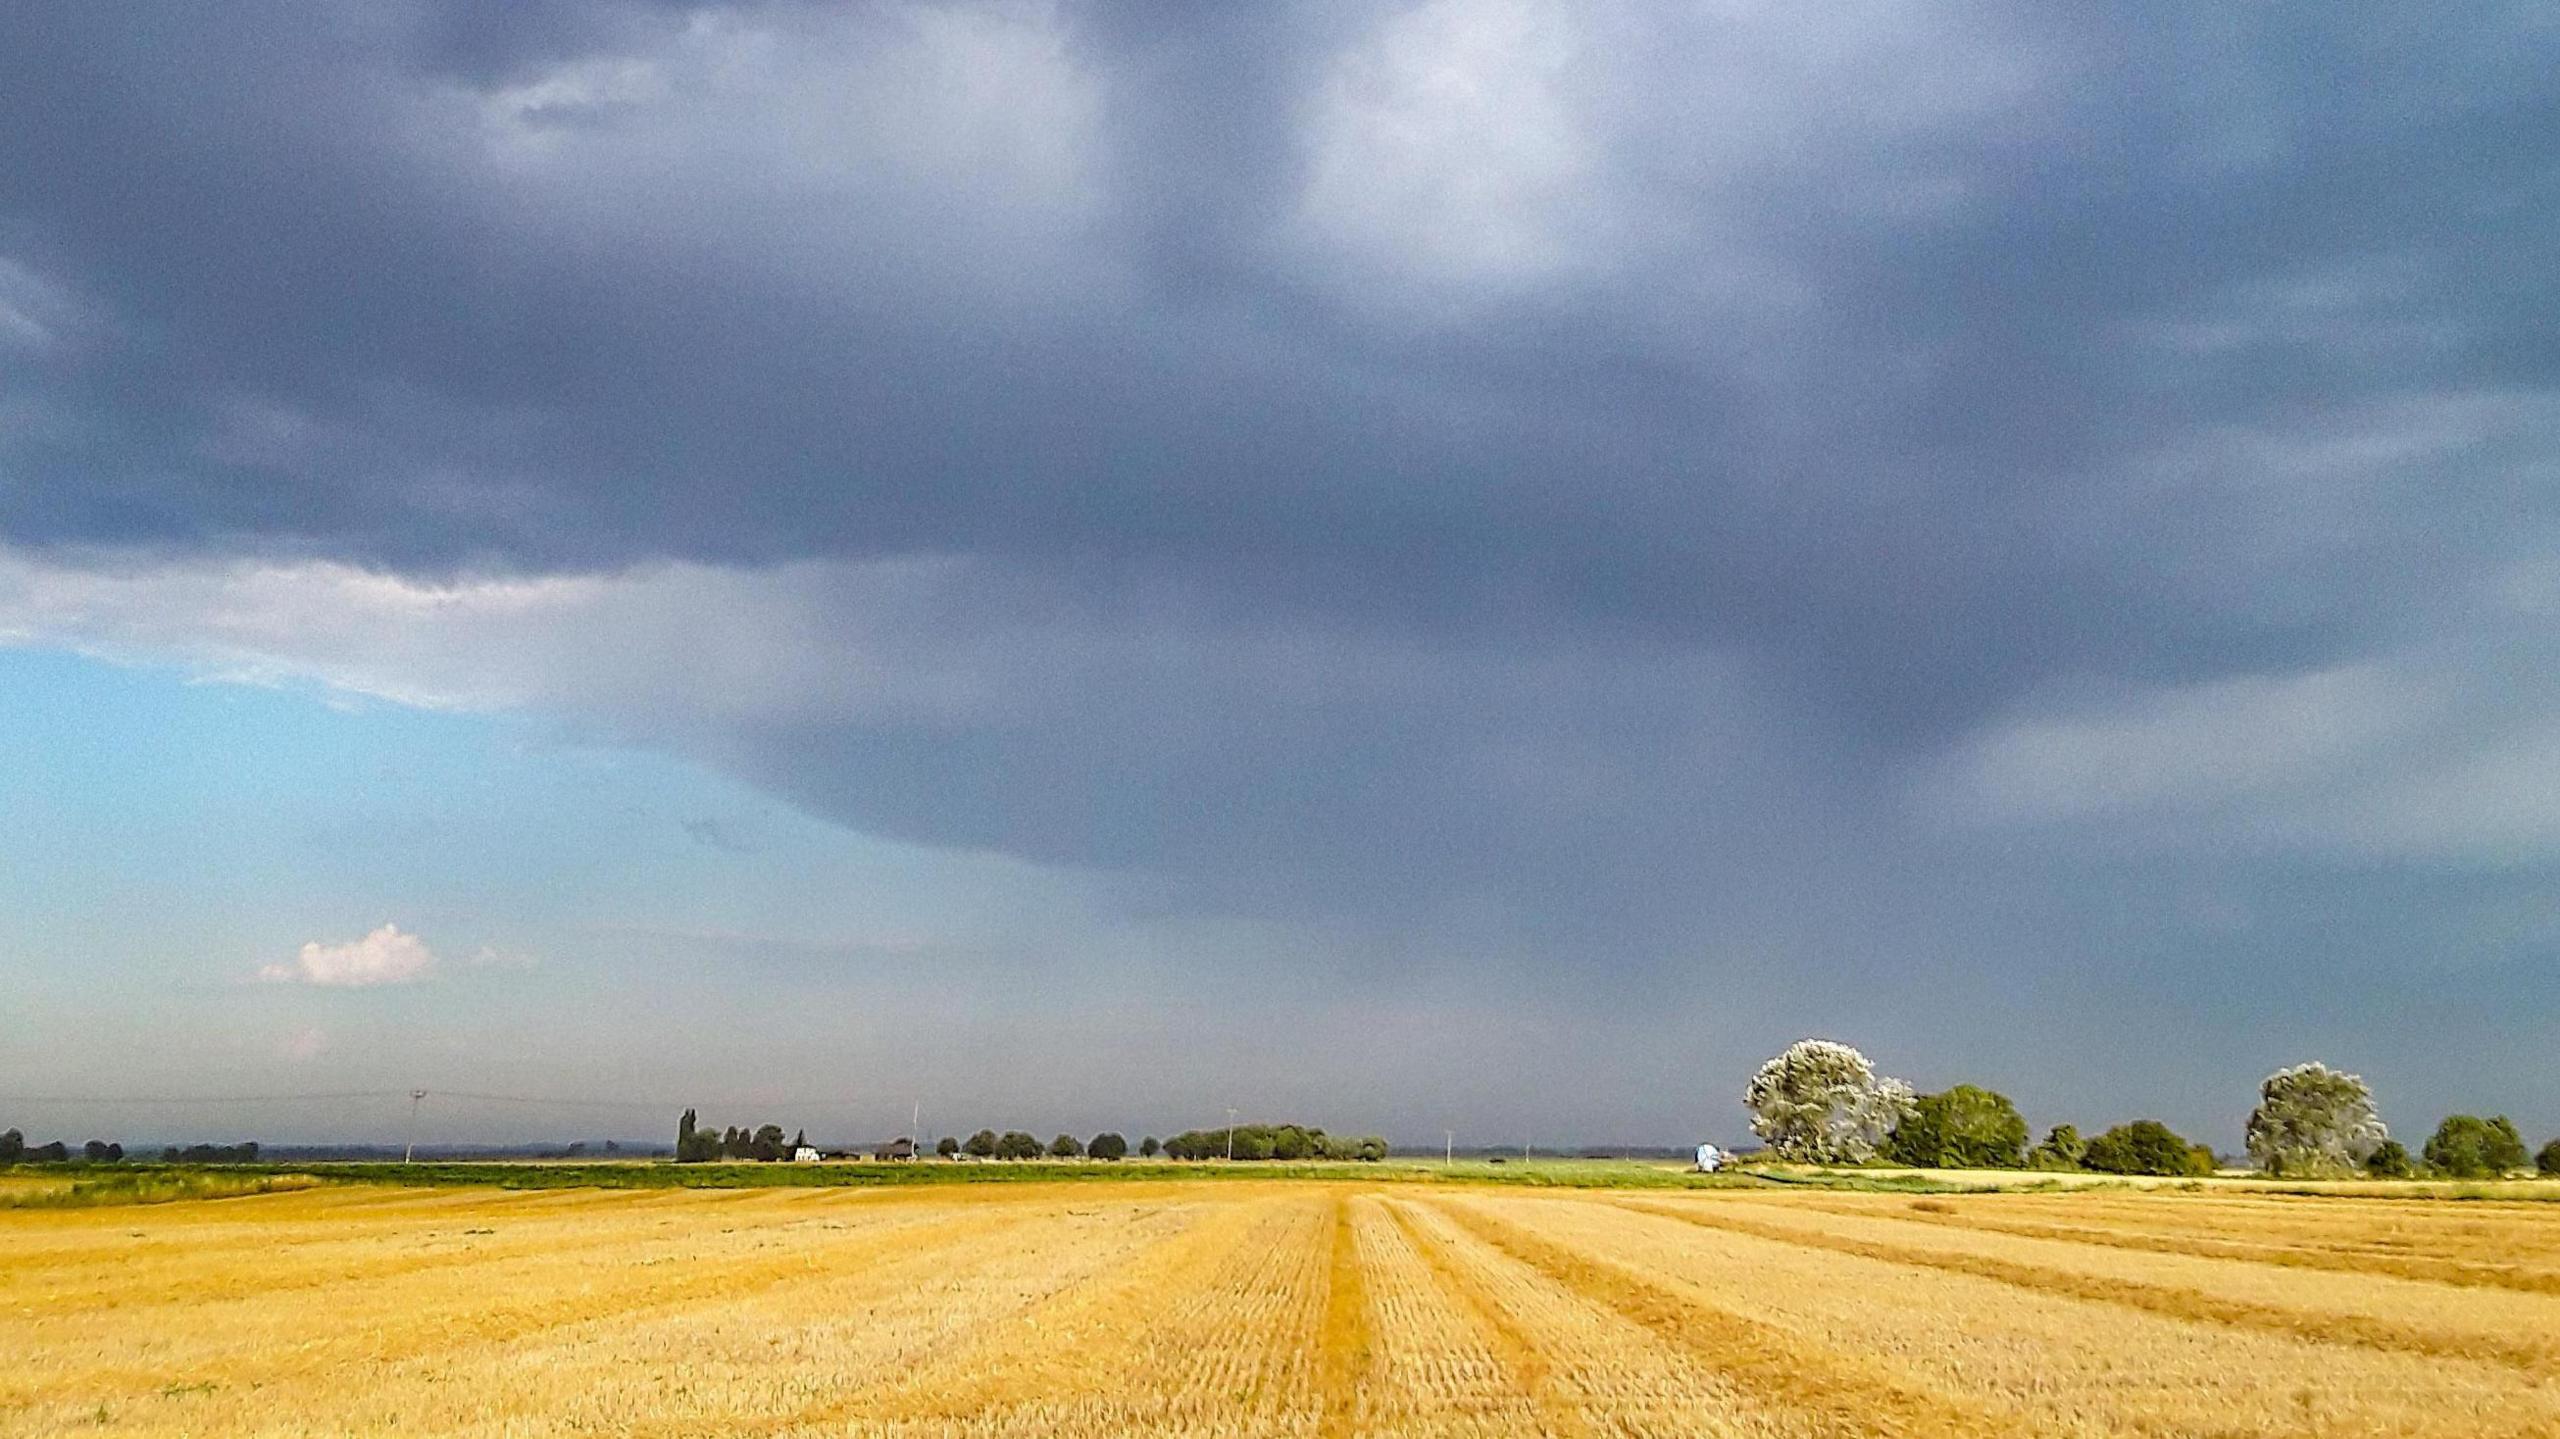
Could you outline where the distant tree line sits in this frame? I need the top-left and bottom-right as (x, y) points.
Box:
(1, 1130), (264, 1165)
(954, 1129), (1143, 1160)
(159, 1142), (260, 1164)
(669, 1111), (1389, 1166)
(674, 1111), (809, 1163)
(1, 1129), (124, 1164)
(0, 1129), (81, 1164)
(1741, 1041), (2560, 1179)
(1159, 1124), (1388, 1162)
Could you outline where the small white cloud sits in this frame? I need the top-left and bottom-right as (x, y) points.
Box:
(261, 923), (439, 987)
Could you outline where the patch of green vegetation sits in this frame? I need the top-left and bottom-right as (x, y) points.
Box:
(0, 1167), (319, 1209)
(63, 1155), (2551, 1201)
(243, 1156), (1794, 1193)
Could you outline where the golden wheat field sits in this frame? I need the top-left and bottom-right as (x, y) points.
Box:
(6, 1179), (2560, 1437)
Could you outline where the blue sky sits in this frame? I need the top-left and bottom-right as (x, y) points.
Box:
(2, 1), (2556, 1152)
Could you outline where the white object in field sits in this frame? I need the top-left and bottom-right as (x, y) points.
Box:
(793, 1146), (822, 1164)
(1695, 1143), (1726, 1172)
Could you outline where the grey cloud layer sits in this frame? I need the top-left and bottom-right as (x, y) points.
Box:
(4, 1), (2558, 1133)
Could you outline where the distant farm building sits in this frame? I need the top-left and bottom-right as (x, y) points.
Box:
(793, 1146), (822, 1164)
(873, 1137), (917, 1161)
(1695, 1143), (1727, 1172)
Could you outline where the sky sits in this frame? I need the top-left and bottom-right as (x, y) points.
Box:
(1, 1), (2556, 1152)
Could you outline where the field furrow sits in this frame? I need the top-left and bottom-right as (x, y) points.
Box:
(1319, 1195), (1376, 1439)
(0, 1187), (812, 1318)
(817, 1189), (1332, 1437)
(1628, 1196), (2560, 1375)
(0, 1193), (1079, 1426)
(1387, 1197), (1855, 1437)
(1356, 1198), (1571, 1437)
(1770, 1196), (2560, 1295)
(1769, 1189), (2560, 1270)
(1428, 1195), (2039, 1439)
(1496, 1193), (2560, 1437)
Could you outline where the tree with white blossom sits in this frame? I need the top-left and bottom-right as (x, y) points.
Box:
(2245, 1061), (2386, 1178)
(1744, 1039), (1915, 1163)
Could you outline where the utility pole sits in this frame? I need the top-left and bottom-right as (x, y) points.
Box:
(1226, 1107), (1238, 1161)
(404, 1089), (427, 1164)
(1445, 1129), (1454, 1166)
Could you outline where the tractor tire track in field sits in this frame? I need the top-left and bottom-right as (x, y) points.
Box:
(109, 1203), (1179, 1439)
(1378, 1199), (1595, 1439)
(1752, 1197), (2560, 1298)
(1, 1198), (1077, 1415)
(0, 1191), (820, 1319)
(0, 1183), (815, 1291)
(1430, 1196), (2039, 1439)
(748, 1191), (1270, 1435)
(1316, 1193), (1375, 1439)
(0, 1184), (611, 1271)
(1619, 1199), (2560, 1379)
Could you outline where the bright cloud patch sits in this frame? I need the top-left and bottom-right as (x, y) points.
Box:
(262, 924), (438, 987)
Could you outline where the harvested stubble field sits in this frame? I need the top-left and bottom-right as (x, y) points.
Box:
(6, 1179), (2559, 1437)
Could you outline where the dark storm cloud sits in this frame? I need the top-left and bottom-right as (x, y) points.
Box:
(9, 4), (2548, 695)
(6, 0), (2560, 1132)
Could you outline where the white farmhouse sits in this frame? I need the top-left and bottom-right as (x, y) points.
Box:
(793, 1146), (822, 1164)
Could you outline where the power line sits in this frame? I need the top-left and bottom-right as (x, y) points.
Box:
(0, 1091), (407, 1106)
(425, 1090), (683, 1110)
(425, 1090), (868, 1112)
(0, 1088), (875, 1113)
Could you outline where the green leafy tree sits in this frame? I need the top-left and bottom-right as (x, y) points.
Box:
(1744, 1040), (1915, 1163)
(937, 1136), (961, 1158)
(2081, 1120), (2211, 1176)
(1885, 1085), (2028, 1169)
(1354, 1136), (1389, 1162)
(1089, 1132), (1128, 1161)
(1139, 1136), (1160, 1158)
(996, 1130), (1042, 1160)
(1049, 1133), (1084, 1158)
(2423, 1115), (2529, 1178)
(751, 1124), (788, 1162)
(2365, 1139), (2415, 1178)
(2027, 1124), (2086, 1170)
(964, 1129), (998, 1158)
(1154, 1123), (1367, 1161)
(0, 1128), (22, 1163)
(2244, 1062), (2386, 1177)
(2537, 1139), (2560, 1176)
(676, 1110), (721, 1163)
